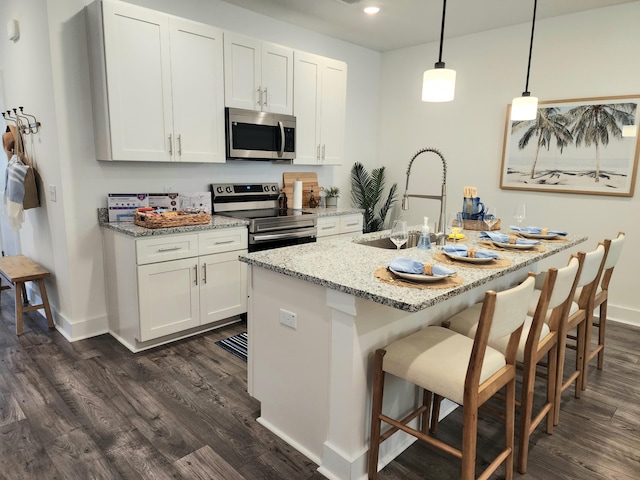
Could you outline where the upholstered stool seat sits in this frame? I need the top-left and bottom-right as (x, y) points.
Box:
(384, 326), (506, 405)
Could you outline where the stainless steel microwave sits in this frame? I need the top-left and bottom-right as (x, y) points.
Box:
(225, 107), (296, 161)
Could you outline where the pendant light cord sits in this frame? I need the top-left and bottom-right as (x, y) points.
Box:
(436, 0), (447, 66)
(523, 0), (538, 95)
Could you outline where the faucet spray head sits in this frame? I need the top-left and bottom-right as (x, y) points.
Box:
(401, 194), (409, 210)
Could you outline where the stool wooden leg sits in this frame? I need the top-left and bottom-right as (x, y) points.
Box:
(15, 281), (24, 336)
(597, 300), (607, 370)
(37, 279), (54, 329)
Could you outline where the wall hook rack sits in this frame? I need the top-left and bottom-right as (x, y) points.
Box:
(2, 107), (41, 135)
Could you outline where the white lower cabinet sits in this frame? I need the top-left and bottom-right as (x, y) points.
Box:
(317, 213), (363, 241)
(103, 227), (247, 351)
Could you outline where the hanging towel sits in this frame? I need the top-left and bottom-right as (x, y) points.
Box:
(5, 154), (29, 230)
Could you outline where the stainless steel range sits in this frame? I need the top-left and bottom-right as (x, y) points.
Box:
(211, 183), (317, 252)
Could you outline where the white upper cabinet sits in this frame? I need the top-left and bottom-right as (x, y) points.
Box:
(223, 32), (294, 114)
(86, 1), (226, 162)
(293, 51), (347, 166)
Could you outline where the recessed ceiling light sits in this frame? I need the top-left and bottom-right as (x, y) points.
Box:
(364, 6), (380, 15)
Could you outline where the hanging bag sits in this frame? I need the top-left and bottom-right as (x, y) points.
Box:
(4, 123), (39, 211)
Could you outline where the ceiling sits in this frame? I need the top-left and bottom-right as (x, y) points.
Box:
(218, 0), (637, 52)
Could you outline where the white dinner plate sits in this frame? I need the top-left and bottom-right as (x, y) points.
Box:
(516, 231), (560, 240)
(492, 241), (536, 250)
(443, 252), (496, 264)
(389, 267), (451, 283)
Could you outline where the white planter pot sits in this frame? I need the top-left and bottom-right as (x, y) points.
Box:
(326, 197), (338, 208)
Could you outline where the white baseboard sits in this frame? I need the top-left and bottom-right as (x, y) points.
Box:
(605, 304), (640, 328)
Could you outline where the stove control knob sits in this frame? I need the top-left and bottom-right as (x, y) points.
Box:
(216, 186), (224, 194)
(225, 186), (233, 194)
(271, 185), (278, 192)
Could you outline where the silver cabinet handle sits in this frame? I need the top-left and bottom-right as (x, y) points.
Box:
(168, 134), (173, 155)
(202, 263), (207, 284)
(215, 240), (235, 245)
(263, 87), (268, 107)
(322, 144), (326, 160)
(257, 86), (262, 106)
(194, 264), (198, 285)
(177, 134), (182, 156)
(320, 225), (337, 231)
(345, 222), (360, 227)
(157, 246), (181, 252)
(317, 144), (320, 161)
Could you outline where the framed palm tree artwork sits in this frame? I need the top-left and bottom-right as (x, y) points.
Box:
(500, 95), (640, 196)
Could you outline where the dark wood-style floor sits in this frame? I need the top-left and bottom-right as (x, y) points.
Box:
(1, 289), (639, 479)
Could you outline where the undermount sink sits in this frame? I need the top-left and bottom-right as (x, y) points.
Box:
(357, 233), (443, 250)
(356, 237), (403, 250)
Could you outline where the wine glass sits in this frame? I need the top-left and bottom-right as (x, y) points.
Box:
(514, 204), (526, 226)
(484, 207), (498, 230)
(389, 220), (408, 250)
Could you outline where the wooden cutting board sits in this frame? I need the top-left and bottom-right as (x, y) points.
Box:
(283, 172), (319, 207)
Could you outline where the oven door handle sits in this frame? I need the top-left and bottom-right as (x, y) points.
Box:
(277, 120), (285, 158)
(252, 228), (317, 243)
(255, 221), (316, 233)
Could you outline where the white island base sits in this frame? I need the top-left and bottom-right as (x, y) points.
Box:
(247, 265), (531, 480)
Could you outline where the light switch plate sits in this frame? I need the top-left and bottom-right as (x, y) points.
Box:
(7, 19), (19, 41)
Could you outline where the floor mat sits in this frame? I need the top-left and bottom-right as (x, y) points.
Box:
(215, 332), (247, 362)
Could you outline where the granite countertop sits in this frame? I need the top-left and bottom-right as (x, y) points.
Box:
(239, 229), (588, 313)
(97, 207), (363, 237)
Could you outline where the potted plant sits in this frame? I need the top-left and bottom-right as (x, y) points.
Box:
(324, 186), (340, 207)
(350, 162), (398, 233)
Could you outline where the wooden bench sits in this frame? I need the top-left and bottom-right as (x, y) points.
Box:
(0, 255), (54, 335)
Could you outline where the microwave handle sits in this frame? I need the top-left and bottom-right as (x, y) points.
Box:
(278, 120), (285, 157)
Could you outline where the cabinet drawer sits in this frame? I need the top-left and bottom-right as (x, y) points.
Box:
(317, 217), (340, 238)
(199, 228), (248, 255)
(136, 234), (199, 265)
(340, 214), (363, 233)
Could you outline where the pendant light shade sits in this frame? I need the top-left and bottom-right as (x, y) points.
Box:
(511, 93), (539, 121)
(422, 0), (455, 102)
(511, 0), (538, 121)
(422, 65), (456, 102)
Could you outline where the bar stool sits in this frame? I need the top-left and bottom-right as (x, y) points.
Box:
(550, 243), (605, 425)
(444, 255), (583, 473)
(580, 232), (625, 390)
(368, 275), (535, 480)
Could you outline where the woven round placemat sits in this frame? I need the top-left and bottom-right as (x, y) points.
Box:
(478, 241), (546, 253)
(433, 252), (512, 269)
(374, 267), (464, 290)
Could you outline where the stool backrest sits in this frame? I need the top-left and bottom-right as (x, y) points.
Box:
(600, 232), (625, 291)
(576, 244), (606, 308)
(486, 275), (536, 342)
(467, 275), (535, 390)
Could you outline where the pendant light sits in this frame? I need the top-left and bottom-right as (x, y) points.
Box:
(422, 0), (456, 102)
(511, 0), (539, 120)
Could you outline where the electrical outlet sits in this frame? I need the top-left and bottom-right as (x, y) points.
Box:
(279, 308), (297, 329)
(164, 186), (174, 193)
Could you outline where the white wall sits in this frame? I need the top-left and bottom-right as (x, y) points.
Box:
(0, 0), (381, 339)
(379, 2), (640, 326)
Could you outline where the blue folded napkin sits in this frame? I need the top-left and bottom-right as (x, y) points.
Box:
(389, 257), (455, 276)
(479, 231), (540, 245)
(510, 225), (567, 236)
(442, 244), (499, 259)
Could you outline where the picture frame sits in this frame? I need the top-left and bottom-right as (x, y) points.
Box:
(500, 95), (640, 196)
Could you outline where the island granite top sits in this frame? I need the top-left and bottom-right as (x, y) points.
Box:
(239, 229), (588, 313)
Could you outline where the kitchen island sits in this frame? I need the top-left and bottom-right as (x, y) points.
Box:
(239, 229), (587, 480)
